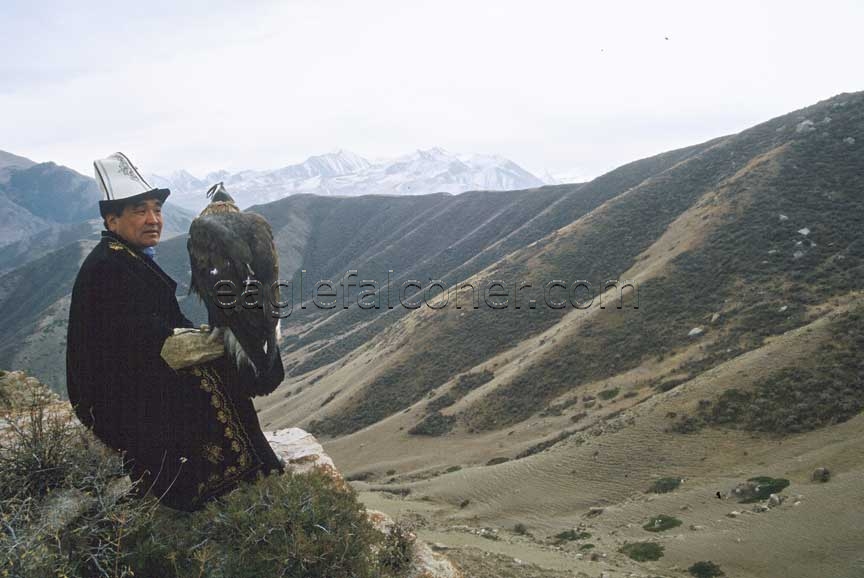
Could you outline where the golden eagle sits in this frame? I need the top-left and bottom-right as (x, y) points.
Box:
(187, 183), (284, 392)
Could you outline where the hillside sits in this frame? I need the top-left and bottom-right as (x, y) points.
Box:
(249, 92), (863, 577)
(271, 92), (861, 439)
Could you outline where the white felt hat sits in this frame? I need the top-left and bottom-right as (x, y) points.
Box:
(94, 152), (169, 217)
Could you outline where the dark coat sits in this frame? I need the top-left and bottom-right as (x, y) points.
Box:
(66, 230), (283, 511)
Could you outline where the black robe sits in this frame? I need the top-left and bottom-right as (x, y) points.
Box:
(66, 230), (283, 511)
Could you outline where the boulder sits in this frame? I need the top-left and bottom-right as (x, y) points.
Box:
(811, 467), (831, 483)
(266, 427), (341, 479)
(767, 493), (785, 508)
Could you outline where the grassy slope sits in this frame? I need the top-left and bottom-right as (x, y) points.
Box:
(254, 93), (864, 577)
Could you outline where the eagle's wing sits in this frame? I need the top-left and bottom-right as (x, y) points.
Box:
(187, 211), (282, 385)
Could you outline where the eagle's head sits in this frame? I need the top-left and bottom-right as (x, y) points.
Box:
(201, 182), (240, 216)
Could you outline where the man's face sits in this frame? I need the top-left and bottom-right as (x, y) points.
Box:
(107, 198), (163, 248)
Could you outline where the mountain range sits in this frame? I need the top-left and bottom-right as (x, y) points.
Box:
(1, 92), (863, 577)
(148, 147), (547, 212)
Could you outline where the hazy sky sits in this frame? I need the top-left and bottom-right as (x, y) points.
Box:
(2, 0), (862, 180)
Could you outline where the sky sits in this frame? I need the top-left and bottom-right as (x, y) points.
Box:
(1, 0), (862, 181)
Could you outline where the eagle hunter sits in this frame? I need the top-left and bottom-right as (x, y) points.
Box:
(187, 183), (285, 392)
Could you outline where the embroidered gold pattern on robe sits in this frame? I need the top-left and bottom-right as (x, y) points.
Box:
(202, 443), (224, 464)
(108, 240), (141, 260)
(189, 365), (259, 505)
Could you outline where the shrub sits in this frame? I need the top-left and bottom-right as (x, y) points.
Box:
(0, 405), (90, 500)
(346, 471), (375, 482)
(643, 514), (683, 532)
(319, 390), (340, 407)
(377, 522), (416, 576)
(515, 429), (580, 459)
(408, 412), (456, 436)
(552, 529), (591, 543)
(162, 472), (389, 578)
(513, 523), (528, 535)
(486, 457), (510, 466)
(620, 541), (665, 562)
(427, 393), (457, 413)
(598, 388), (620, 400)
(689, 560), (725, 577)
(652, 377), (690, 392)
(738, 476), (790, 503)
(647, 477), (682, 494)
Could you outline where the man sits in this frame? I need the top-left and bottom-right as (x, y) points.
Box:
(66, 152), (283, 511)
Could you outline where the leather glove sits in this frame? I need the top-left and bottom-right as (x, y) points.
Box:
(160, 325), (225, 370)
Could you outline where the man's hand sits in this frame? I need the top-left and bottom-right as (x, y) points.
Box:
(160, 327), (225, 370)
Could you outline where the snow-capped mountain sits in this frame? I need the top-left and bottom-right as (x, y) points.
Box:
(150, 148), (544, 212)
(540, 168), (594, 186)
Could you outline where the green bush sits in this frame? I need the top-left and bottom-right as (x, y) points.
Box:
(689, 560), (725, 577)
(598, 388), (620, 400)
(486, 457), (510, 466)
(647, 477), (682, 494)
(346, 471), (375, 482)
(620, 541), (665, 562)
(0, 405), (97, 500)
(513, 523), (529, 535)
(377, 521), (416, 576)
(408, 411), (457, 436)
(552, 529), (591, 543)
(643, 514), (682, 532)
(738, 476), (790, 503)
(515, 429), (580, 459)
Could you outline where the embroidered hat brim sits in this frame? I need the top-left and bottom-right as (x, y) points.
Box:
(98, 189), (170, 218)
(94, 152), (170, 217)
